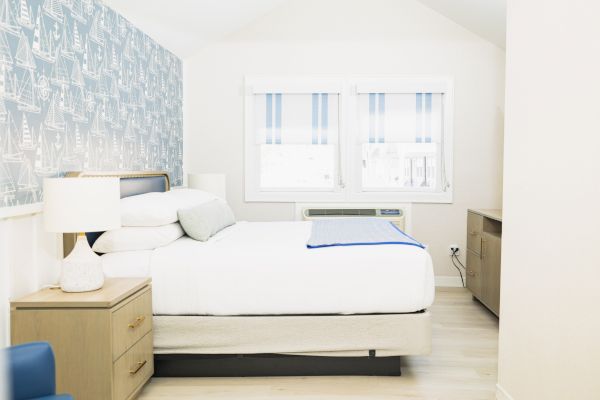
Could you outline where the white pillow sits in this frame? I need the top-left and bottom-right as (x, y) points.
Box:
(120, 192), (176, 227)
(92, 223), (184, 253)
(120, 189), (216, 227)
(168, 188), (217, 210)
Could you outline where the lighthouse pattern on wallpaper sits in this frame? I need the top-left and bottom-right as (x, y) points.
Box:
(0, 0), (183, 207)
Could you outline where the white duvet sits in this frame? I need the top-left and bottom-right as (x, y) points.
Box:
(102, 221), (435, 316)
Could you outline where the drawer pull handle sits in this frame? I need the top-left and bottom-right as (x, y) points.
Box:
(128, 315), (146, 329)
(129, 360), (147, 375)
(469, 231), (479, 235)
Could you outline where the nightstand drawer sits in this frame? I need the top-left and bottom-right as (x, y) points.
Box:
(112, 288), (152, 360)
(113, 332), (154, 400)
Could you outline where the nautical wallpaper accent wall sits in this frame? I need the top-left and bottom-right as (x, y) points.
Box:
(0, 0), (183, 208)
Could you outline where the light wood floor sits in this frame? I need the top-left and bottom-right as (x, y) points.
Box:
(138, 288), (499, 400)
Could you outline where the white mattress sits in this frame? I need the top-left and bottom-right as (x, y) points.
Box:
(102, 221), (435, 316)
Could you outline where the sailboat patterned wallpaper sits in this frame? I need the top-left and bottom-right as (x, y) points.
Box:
(0, 0), (183, 208)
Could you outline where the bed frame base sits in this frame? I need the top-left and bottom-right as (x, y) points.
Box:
(153, 353), (401, 377)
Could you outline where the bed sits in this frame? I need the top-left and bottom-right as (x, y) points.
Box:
(65, 171), (434, 376)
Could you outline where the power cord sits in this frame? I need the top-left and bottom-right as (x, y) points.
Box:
(450, 249), (465, 288)
(452, 252), (466, 270)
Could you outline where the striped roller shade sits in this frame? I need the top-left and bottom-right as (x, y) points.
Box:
(254, 93), (339, 145)
(359, 93), (444, 144)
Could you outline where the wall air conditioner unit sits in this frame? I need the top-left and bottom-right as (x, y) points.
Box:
(301, 207), (406, 231)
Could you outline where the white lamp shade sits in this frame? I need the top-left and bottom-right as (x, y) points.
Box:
(188, 173), (226, 200)
(43, 177), (121, 233)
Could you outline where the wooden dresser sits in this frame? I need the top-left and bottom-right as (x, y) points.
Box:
(11, 278), (153, 400)
(466, 209), (502, 316)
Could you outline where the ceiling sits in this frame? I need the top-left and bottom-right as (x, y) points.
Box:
(418, 0), (506, 48)
(102, 0), (289, 58)
(103, 0), (506, 58)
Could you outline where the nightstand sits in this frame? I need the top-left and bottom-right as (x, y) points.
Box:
(11, 278), (153, 400)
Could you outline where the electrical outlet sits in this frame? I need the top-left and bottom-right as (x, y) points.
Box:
(449, 245), (460, 256)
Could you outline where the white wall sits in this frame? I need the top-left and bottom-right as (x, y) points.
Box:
(184, 0), (505, 278)
(0, 212), (62, 348)
(0, 211), (60, 400)
(497, 0), (600, 399)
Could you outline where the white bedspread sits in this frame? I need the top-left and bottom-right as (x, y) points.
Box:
(102, 221), (435, 316)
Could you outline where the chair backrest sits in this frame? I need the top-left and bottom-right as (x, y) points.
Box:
(6, 342), (56, 400)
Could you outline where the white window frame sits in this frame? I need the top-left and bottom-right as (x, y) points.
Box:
(244, 75), (454, 203)
(347, 77), (454, 203)
(244, 76), (347, 202)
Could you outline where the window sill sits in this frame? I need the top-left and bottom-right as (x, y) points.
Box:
(245, 190), (453, 204)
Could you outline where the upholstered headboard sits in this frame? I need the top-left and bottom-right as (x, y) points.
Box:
(62, 171), (170, 257)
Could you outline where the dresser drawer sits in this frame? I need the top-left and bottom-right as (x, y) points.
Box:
(467, 212), (483, 254)
(466, 249), (482, 299)
(113, 332), (153, 400)
(112, 288), (152, 360)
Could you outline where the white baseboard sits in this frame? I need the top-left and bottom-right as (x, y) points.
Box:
(434, 276), (464, 287)
(496, 384), (514, 400)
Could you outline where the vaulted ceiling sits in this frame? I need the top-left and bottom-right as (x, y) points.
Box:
(103, 0), (506, 58)
(102, 0), (289, 58)
(418, 0), (506, 48)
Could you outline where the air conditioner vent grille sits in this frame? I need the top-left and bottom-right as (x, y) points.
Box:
(307, 209), (377, 217)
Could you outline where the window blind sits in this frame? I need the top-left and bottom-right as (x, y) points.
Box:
(254, 93), (339, 145)
(358, 93), (443, 144)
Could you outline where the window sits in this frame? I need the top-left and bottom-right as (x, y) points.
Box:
(245, 77), (453, 203)
(254, 93), (339, 190)
(358, 92), (445, 192)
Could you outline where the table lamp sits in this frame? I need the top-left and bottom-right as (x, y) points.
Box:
(188, 173), (227, 200)
(43, 177), (121, 292)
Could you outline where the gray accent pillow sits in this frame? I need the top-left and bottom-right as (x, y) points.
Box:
(177, 199), (236, 241)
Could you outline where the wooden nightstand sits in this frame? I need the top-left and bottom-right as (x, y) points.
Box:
(11, 278), (153, 400)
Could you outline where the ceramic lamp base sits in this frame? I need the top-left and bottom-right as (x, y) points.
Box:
(60, 235), (104, 293)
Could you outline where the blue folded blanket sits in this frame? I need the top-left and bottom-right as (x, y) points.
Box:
(306, 218), (425, 249)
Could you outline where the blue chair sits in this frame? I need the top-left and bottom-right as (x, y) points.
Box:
(5, 342), (73, 400)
